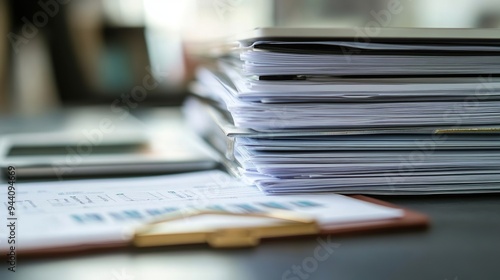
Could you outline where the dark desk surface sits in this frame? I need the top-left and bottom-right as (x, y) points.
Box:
(2, 194), (500, 280)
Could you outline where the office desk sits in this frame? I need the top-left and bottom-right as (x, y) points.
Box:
(2, 194), (499, 280)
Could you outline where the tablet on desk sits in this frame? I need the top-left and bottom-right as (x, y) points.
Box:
(1, 132), (217, 180)
(0, 110), (219, 181)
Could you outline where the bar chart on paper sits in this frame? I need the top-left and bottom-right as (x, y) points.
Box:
(0, 170), (405, 253)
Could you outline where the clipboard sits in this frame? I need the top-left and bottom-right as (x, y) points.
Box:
(18, 195), (429, 257)
(133, 195), (428, 248)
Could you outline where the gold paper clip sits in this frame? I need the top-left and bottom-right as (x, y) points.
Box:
(435, 127), (500, 134)
(133, 210), (319, 248)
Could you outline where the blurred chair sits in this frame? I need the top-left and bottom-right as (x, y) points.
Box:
(8, 0), (89, 104)
(6, 0), (185, 114)
(0, 1), (9, 113)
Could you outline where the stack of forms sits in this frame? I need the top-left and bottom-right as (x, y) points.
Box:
(187, 28), (500, 194)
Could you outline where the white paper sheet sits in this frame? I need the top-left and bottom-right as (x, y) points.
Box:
(0, 170), (403, 252)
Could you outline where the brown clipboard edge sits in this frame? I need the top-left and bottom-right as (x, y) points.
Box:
(12, 195), (429, 258)
(318, 195), (429, 235)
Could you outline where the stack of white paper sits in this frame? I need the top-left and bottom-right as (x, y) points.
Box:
(189, 28), (500, 194)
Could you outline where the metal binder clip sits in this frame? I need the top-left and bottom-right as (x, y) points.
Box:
(133, 210), (319, 248)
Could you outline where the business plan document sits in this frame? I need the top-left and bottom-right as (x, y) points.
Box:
(0, 170), (403, 253)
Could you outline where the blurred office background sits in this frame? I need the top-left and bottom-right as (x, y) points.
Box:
(1, 0), (500, 118)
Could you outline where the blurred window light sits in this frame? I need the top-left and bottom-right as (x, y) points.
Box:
(141, 0), (272, 86)
(103, 0), (145, 26)
(142, 0), (195, 86)
(143, 0), (272, 39)
(414, 0), (500, 27)
(143, 0), (194, 31)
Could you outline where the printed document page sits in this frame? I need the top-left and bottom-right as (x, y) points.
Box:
(0, 170), (402, 252)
